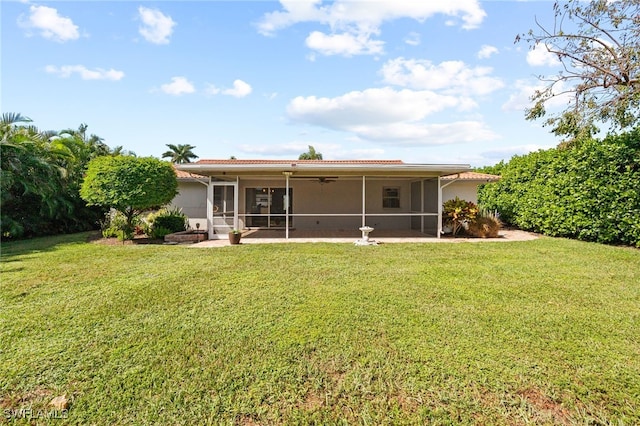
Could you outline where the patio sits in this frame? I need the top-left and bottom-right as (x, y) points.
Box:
(189, 228), (538, 247)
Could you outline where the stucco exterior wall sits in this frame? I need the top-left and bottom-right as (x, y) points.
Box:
(442, 181), (480, 204)
(170, 181), (207, 229)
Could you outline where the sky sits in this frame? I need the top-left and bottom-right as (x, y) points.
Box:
(2, 0), (572, 166)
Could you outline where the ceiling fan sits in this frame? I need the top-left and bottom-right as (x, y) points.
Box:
(290, 176), (338, 184)
(314, 176), (337, 185)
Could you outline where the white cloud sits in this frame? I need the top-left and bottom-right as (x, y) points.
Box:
(287, 87), (496, 145)
(381, 57), (504, 96)
(138, 7), (175, 44)
(288, 88), (461, 126)
(257, 0), (486, 56)
(160, 76), (195, 95)
(305, 30), (384, 56)
(404, 32), (421, 46)
(223, 80), (253, 98)
(350, 121), (498, 144)
(19, 5), (79, 42)
(502, 79), (572, 112)
(207, 80), (253, 98)
(526, 43), (561, 67)
(477, 44), (498, 59)
(45, 65), (124, 81)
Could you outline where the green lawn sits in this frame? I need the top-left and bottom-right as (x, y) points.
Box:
(1, 233), (638, 425)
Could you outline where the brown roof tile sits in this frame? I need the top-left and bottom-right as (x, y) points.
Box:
(174, 166), (206, 179)
(195, 159), (405, 165)
(441, 171), (500, 181)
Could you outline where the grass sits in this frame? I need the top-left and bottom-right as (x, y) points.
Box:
(1, 233), (639, 425)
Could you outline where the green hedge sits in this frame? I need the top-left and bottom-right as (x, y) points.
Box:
(479, 129), (640, 247)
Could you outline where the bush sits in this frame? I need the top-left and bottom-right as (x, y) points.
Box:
(478, 128), (640, 247)
(443, 197), (479, 236)
(467, 213), (502, 238)
(100, 211), (139, 240)
(144, 207), (187, 240)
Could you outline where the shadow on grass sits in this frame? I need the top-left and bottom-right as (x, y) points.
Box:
(0, 231), (98, 260)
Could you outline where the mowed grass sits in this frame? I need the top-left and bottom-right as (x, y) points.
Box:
(1, 234), (638, 425)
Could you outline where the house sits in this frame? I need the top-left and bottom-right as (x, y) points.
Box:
(173, 160), (499, 240)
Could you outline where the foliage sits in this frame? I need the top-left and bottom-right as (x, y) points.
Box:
(80, 156), (178, 239)
(517, 0), (640, 141)
(1, 114), (111, 239)
(162, 143), (198, 164)
(100, 211), (140, 240)
(467, 213), (502, 238)
(443, 197), (479, 236)
(1, 234), (639, 424)
(144, 207), (187, 239)
(479, 128), (640, 247)
(298, 145), (323, 160)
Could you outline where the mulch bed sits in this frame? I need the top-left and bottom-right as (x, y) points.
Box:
(87, 231), (165, 245)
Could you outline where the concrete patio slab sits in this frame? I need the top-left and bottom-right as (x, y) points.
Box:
(189, 229), (538, 247)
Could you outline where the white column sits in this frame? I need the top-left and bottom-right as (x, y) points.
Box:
(421, 179), (425, 234)
(437, 176), (442, 238)
(285, 173), (290, 239)
(234, 177), (239, 231)
(206, 178), (214, 240)
(362, 176), (366, 227)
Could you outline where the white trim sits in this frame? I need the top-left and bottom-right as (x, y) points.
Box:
(437, 176), (442, 238)
(361, 176), (366, 227)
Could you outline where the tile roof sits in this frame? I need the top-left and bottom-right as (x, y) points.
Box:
(174, 167), (206, 179)
(195, 159), (405, 165)
(441, 171), (500, 181)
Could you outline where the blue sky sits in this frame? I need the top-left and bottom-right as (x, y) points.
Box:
(2, 0), (570, 166)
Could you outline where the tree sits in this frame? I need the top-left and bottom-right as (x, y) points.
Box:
(80, 156), (178, 239)
(517, 0), (640, 141)
(298, 145), (323, 160)
(162, 143), (198, 163)
(1, 113), (73, 238)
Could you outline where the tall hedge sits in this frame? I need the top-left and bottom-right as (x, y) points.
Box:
(479, 129), (640, 247)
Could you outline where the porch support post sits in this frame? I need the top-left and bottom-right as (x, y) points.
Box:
(421, 179), (425, 234)
(283, 172), (291, 239)
(437, 176), (442, 238)
(207, 177), (214, 240)
(361, 175), (366, 227)
(234, 177), (239, 231)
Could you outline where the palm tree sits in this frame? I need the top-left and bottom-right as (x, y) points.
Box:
(298, 145), (323, 160)
(162, 144), (198, 164)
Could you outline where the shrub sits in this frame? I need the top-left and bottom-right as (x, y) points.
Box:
(467, 212), (502, 238)
(144, 207), (187, 239)
(443, 197), (479, 236)
(100, 211), (139, 240)
(478, 128), (640, 247)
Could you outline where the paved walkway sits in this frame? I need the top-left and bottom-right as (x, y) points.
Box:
(189, 229), (538, 248)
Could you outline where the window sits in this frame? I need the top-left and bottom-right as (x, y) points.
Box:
(382, 187), (400, 208)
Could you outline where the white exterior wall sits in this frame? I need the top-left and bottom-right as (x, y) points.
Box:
(442, 181), (480, 204)
(171, 181), (207, 229)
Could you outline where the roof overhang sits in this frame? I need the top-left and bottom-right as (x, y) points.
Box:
(177, 160), (472, 178)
